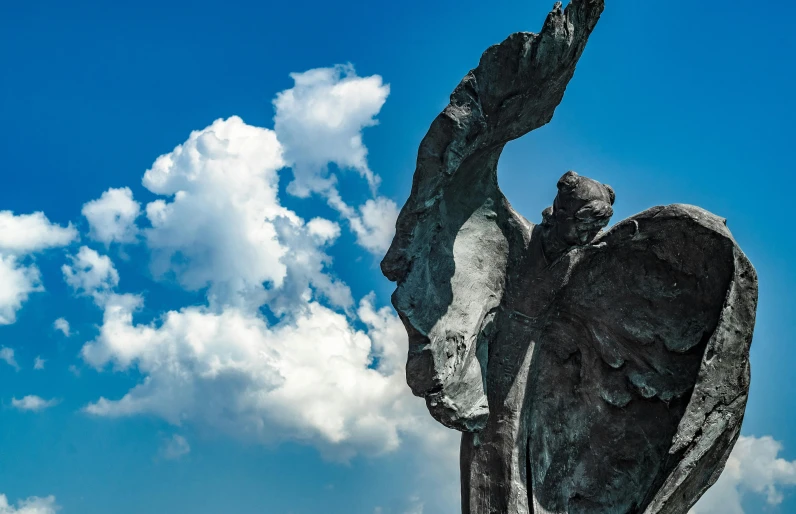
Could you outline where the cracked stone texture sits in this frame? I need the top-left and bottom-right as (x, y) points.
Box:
(380, 1), (758, 513)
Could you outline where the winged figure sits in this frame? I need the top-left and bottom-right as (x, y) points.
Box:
(381, 1), (758, 513)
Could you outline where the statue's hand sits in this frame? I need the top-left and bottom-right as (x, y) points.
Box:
(464, 0), (606, 147)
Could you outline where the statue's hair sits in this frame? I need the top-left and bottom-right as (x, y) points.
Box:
(553, 171), (615, 222)
(557, 170), (581, 194)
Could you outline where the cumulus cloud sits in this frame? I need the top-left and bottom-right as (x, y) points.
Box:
(0, 347), (19, 371)
(690, 435), (796, 513)
(273, 64), (389, 197)
(306, 218), (341, 243)
(267, 216), (352, 315)
(136, 116), (350, 313)
(142, 117), (287, 306)
(0, 494), (58, 514)
(82, 294), (430, 458)
(160, 434), (191, 460)
(53, 318), (70, 337)
(0, 212), (77, 325)
(62, 246), (119, 302)
(75, 67), (442, 464)
(11, 395), (59, 412)
(33, 357), (45, 370)
(140, 118), (277, 304)
(82, 187), (141, 244)
(0, 211), (77, 254)
(272, 65), (397, 256)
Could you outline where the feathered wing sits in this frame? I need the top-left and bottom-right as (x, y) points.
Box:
(381, 0), (606, 432)
(526, 204), (757, 513)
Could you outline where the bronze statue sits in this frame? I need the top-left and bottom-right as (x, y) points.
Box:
(381, 1), (758, 513)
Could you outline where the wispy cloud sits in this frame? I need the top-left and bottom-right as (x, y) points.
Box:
(53, 318), (70, 337)
(0, 493), (58, 514)
(160, 434), (191, 460)
(0, 347), (19, 371)
(11, 395), (59, 412)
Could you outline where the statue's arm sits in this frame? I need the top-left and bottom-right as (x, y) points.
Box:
(381, 0), (605, 432)
(383, 0), (605, 281)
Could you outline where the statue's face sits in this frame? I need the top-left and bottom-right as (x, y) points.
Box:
(553, 193), (613, 247)
(548, 172), (615, 251)
(556, 213), (610, 246)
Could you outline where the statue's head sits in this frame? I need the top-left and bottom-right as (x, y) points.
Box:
(543, 171), (615, 249)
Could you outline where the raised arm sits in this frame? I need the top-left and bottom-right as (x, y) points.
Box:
(381, 0), (605, 432)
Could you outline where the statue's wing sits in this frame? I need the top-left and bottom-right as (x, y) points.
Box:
(526, 204), (757, 513)
(381, 0), (606, 432)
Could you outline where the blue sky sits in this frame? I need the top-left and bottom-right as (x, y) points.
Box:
(1, 1), (795, 513)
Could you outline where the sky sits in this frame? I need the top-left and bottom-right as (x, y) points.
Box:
(0, 1), (795, 513)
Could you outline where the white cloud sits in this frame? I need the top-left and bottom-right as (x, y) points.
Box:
(0, 211), (77, 255)
(347, 197), (398, 256)
(62, 246), (119, 301)
(11, 395), (59, 412)
(138, 116), (350, 313)
(267, 216), (352, 316)
(160, 434), (191, 460)
(690, 435), (796, 513)
(73, 67), (455, 468)
(273, 64), (389, 197)
(357, 293), (405, 375)
(82, 293), (428, 458)
(82, 187), (141, 244)
(0, 494), (58, 514)
(0, 211), (76, 325)
(53, 318), (70, 337)
(306, 218), (341, 243)
(0, 256), (42, 325)
(0, 347), (19, 371)
(271, 65), (397, 256)
(141, 117), (287, 308)
(33, 357), (45, 370)
(325, 191), (398, 257)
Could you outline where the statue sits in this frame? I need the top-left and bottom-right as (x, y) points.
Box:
(380, 1), (758, 513)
